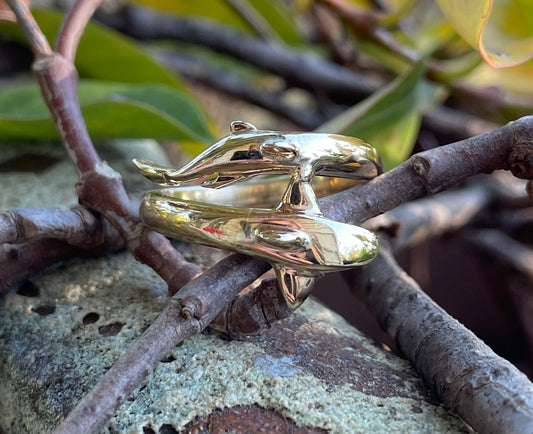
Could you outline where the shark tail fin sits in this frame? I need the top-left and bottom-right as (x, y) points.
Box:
(132, 158), (182, 186)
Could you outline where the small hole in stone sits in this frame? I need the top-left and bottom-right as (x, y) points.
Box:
(16, 280), (40, 297)
(143, 427), (156, 434)
(160, 355), (176, 363)
(98, 321), (125, 337)
(159, 425), (179, 434)
(7, 246), (19, 260)
(83, 312), (100, 325)
(32, 305), (56, 316)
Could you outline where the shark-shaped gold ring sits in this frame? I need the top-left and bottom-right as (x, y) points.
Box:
(133, 121), (383, 308)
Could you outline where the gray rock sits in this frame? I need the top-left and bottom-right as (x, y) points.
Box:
(0, 251), (472, 433)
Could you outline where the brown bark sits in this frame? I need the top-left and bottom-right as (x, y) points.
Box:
(345, 247), (533, 434)
(6, 0), (201, 295)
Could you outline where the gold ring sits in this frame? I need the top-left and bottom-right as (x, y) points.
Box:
(134, 121), (383, 308)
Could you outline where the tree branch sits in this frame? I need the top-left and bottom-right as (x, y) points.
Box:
(345, 246), (533, 434)
(55, 0), (102, 62)
(7, 0), (201, 293)
(368, 180), (493, 251)
(0, 207), (125, 292)
(320, 116), (533, 225)
(53, 254), (270, 434)
(0, 207), (102, 246)
(4, 0), (51, 57)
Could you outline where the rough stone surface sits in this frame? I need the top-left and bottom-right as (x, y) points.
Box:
(0, 251), (473, 434)
(0, 141), (473, 433)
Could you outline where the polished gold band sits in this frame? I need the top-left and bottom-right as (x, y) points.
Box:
(142, 176), (361, 208)
(134, 121), (383, 308)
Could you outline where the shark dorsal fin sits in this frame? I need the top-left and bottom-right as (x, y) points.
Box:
(230, 121), (257, 134)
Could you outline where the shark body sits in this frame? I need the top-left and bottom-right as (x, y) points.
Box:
(133, 121), (382, 189)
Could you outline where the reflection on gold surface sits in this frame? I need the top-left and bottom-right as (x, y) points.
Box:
(136, 122), (383, 308)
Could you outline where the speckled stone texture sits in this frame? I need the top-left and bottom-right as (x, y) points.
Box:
(0, 141), (473, 433)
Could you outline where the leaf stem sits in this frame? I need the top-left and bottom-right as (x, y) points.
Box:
(5, 0), (52, 57)
(56, 0), (103, 62)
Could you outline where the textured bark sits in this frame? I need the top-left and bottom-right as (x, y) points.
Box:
(6, 0), (201, 294)
(210, 276), (293, 337)
(345, 248), (533, 434)
(320, 116), (533, 225)
(0, 207), (103, 246)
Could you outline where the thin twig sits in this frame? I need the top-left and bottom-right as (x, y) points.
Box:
(311, 3), (358, 65)
(4, 0), (51, 57)
(318, 0), (453, 80)
(345, 246), (533, 434)
(318, 0), (383, 38)
(55, 0), (102, 62)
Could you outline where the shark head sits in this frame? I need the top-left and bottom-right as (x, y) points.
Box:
(134, 121), (299, 188)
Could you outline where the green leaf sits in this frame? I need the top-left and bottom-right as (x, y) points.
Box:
(130, 0), (304, 45)
(130, 0), (252, 32)
(0, 8), (187, 89)
(0, 81), (215, 154)
(238, 0), (304, 45)
(317, 61), (440, 170)
(436, 0), (533, 67)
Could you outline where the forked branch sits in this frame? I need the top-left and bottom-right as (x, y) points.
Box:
(5, 0), (201, 293)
